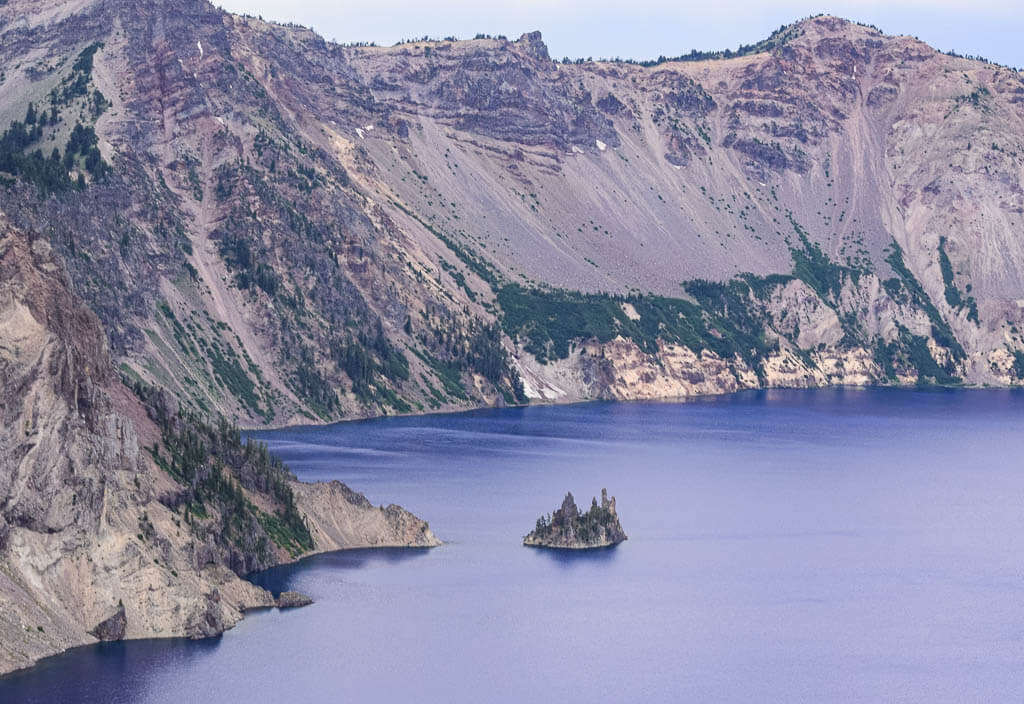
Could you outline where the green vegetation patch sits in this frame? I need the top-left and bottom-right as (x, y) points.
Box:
(410, 346), (470, 401)
(937, 236), (979, 324)
(875, 326), (960, 385)
(1011, 350), (1024, 381)
(787, 213), (859, 301)
(156, 302), (272, 421)
(132, 381), (314, 562)
(209, 343), (265, 415)
(497, 282), (775, 377)
(885, 243), (965, 360)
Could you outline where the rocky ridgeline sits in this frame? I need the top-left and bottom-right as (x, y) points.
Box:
(3, 5), (1024, 430)
(524, 489), (627, 549)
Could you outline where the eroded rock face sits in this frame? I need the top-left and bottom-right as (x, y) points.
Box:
(1, 4), (1023, 429)
(524, 489), (627, 549)
(0, 214), (438, 676)
(89, 604), (127, 642)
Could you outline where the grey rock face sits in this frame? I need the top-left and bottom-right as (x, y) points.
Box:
(89, 604), (127, 642)
(516, 31), (550, 62)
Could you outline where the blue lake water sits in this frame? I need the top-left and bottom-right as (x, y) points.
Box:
(3, 388), (1024, 702)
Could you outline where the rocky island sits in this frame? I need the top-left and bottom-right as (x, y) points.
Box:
(524, 490), (627, 549)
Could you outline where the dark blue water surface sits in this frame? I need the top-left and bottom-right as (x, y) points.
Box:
(4, 388), (1024, 702)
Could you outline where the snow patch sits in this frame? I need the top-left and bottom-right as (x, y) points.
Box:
(216, 116), (225, 126)
(571, 146), (584, 154)
(197, 40), (204, 59)
(355, 128), (365, 139)
(595, 139), (607, 152)
(364, 124), (374, 131)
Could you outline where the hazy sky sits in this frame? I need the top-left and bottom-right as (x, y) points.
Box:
(215, 0), (1024, 68)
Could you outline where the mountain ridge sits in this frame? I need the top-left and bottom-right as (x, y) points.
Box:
(1, 3), (1023, 419)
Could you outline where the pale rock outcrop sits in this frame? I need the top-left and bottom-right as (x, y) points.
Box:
(293, 481), (439, 551)
(275, 591), (313, 609)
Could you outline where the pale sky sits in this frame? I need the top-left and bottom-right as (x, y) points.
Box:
(215, 0), (1024, 68)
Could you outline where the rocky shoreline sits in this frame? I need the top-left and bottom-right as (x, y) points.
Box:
(0, 218), (439, 677)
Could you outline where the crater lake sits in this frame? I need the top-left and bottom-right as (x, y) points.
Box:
(2, 388), (1023, 703)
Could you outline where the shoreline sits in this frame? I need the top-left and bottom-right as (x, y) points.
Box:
(244, 381), (1024, 434)
(8, 385), (1018, 679)
(0, 543), (441, 680)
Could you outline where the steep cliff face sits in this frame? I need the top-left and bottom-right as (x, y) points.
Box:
(339, 15), (1024, 400)
(0, 212), (437, 675)
(0, 0), (529, 427)
(3, 4), (1024, 426)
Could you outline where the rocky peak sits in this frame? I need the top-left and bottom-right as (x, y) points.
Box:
(786, 14), (878, 43)
(559, 491), (579, 522)
(601, 488), (616, 515)
(515, 30), (550, 62)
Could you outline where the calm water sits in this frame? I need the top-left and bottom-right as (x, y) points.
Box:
(3, 388), (1024, 702)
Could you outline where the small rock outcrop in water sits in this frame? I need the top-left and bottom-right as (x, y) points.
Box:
(523, 489), (627, 549)
(275, 591), (313, 609)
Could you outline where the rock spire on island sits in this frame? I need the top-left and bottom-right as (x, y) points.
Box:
(524, 489), (627, 549)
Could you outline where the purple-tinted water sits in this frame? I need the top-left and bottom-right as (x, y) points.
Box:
(3, 388), (1024, 702)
